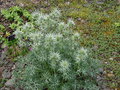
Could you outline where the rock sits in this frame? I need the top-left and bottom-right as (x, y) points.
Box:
(81, 20), (86, 23)
(104, 62), (108, 64)
(12, 65), (16, 70)
(65, 2), (70, 5)
(19, 3), (24, 7)
(2, 70), (11, 79)
(1, 87), (10, 90)
(77, 18), (82, 21)
(109, 58), (113, 60)
(97, 75), (102, 81)
(103, 71), (107, 74)
(5, 79), (14, 87)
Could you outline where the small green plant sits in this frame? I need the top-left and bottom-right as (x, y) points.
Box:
(1, 6), (32, 29)
(13, 9), (101, 90)
(0, 24), (5, 32)
(0, 6), (32, 59)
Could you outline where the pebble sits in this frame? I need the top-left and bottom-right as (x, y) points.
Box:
(65, 2), (70, 5)
(1, 87), (10, 90)
(12, 65), (16, 70)
(5, 79), (14, 87)
(103, 71), (107, 74)
(2, 70), (12, 79)
(109, 58), (113, 60)
(105, 62), (108, 64)
(77, 18), (82, 21)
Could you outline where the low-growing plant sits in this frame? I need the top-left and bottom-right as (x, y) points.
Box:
(0, 24), (5, 32)
(0, 6), (32, 59)
(1, 6), (32, 29)
(13, 9), (101, 90)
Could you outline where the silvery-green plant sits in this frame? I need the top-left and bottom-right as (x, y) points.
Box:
(14, 9), (100, 90)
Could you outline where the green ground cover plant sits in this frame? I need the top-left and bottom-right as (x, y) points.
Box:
(0, 6), (32, 59)
(13, 9), (101, 90)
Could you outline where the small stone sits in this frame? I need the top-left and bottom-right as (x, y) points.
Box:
(81, 20), (86, 23)
(78, 18), (82, 21)
(12, 65), (16, 70)
(105, 62), (108, 64)
(103, 71), (107, 74)
(110, 71), (113, 74)
(19, 3), (24, 7)
(109, 58), (113, 60)
(65, 2), (70, 5)
(97, 76), (102, 81)
(5, 79), (14, 87)
(2, 70), (11, 79)
(1, 87), (10, 90)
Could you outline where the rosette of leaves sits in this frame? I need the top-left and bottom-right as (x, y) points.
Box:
(13, 9), (101, 90)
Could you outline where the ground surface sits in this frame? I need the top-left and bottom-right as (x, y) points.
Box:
(0, 0), (120, 90)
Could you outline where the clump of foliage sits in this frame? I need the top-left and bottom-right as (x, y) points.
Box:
(0, 6), (32, 43)
(0, 6), (32, 58)
(13, 9), (100, 90)
(1, 6), (32, 26)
